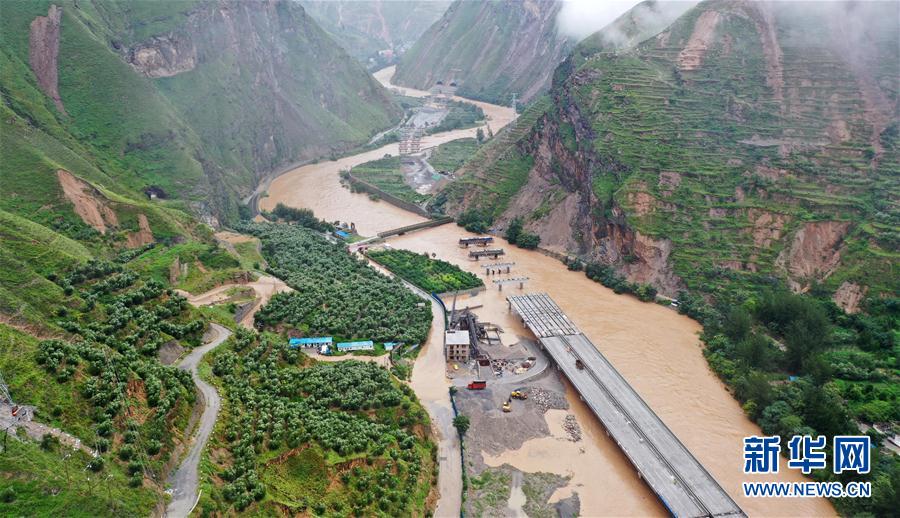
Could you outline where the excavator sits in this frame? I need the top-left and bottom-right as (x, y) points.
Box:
(502, 398), (512, 413)
(510, 390), (527, 400)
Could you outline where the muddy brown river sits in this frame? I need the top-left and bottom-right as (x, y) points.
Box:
(263, 68), (834, 517)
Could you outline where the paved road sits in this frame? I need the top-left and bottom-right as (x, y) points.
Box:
(166, 323), (232, 518)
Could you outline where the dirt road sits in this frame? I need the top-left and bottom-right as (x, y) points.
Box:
(175, 275), (291, 329)
(165, 323), (232, 518)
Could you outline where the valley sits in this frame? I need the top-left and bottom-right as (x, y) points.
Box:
(258, 66), (836, 517)
(1, 1), (896, 517)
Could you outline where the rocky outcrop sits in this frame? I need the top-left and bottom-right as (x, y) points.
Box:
(126, 214), (155, 248)
(29, 5), (65, 114)
(57, 169), (118, 233)
(833, 281), (866, 314)
(744, 208), (790, 249)
(677, 10), (720, 71)
(776, 221), (851, 287)
(128, 34), (196, 78)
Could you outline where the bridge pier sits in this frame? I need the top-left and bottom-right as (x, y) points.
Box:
(507, 293), (745, 518)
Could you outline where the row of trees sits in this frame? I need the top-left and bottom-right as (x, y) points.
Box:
(582, 261), (657, 302)
(267, 203), (334, 232)
(37, 260), (203, 488)
(504, 217), (541, 250)
(367, 249), (483, 293)
(237, 222), (432, 344)
(205, 329), (436, 514)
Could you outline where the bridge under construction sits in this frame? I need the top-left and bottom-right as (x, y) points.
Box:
(507, 293), (744, 518)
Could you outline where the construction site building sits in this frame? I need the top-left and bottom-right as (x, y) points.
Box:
(445, 330), (471, 362)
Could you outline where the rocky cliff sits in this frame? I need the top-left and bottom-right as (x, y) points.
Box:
(444, 0), (899, 302)
(393, 0), (571, 104)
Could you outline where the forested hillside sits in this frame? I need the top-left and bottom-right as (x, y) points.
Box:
(393, 0), (571, 104)
(2, 0), (400, 224)
(302, 0), (450, 69)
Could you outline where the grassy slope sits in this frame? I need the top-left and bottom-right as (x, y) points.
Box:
(2, 0), (400, 223)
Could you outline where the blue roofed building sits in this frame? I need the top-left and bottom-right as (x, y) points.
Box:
(384, 342), (401, 351)
(289, 336), (333, 348)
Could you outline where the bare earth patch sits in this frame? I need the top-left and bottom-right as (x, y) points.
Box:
(56, 169), (118, 233)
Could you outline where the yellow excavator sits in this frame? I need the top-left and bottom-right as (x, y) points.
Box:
(502, 398), (512, 413)
(510, 390), (527, 400)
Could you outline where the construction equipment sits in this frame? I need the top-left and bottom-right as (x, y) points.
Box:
(510, 391), (528, 400)
(502, 399), (512, 413)
(467, 380), (487, 390)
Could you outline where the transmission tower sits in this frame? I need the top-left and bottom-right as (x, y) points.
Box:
(0, 370), (12, 406)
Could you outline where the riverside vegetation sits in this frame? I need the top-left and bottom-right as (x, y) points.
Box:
(367, 248), (483, 293)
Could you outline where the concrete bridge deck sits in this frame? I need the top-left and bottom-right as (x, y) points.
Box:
(508, 293), (744, 518)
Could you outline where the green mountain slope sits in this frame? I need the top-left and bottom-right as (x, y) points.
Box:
(2, 0), (400, 223)
(301, 0), (451, 69)
(392, 0), (571, 105)
(445, 0), (899, 304)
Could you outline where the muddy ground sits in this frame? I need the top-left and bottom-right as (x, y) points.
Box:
(454, 351), (582, 517)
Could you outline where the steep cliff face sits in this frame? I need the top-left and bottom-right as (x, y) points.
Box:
(393, 0), (571, 104)
(3, 0), (400, 224)
(445, 0), (899, 299)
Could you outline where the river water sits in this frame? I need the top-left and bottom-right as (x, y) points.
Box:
(263, 67), (835, 517)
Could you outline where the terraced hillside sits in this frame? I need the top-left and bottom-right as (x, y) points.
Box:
(301, 0), (451, 68)
(2, 0), (400, 223)
(446, 0), (899, 303)
(392, 0), (571, 105)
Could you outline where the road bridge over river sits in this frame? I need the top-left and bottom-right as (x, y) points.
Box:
(507, 293), (744, 518)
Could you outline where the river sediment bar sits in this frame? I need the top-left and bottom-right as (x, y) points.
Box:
(508, 293), (745, 518)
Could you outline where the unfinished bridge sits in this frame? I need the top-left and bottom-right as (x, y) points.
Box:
(507, 293), (744, 518)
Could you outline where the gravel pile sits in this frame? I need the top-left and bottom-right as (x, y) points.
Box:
(527, 387), (567, 413)
(563, 414), (582, 442)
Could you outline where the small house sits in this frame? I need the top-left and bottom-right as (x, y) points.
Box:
(336, 340), (374, 352)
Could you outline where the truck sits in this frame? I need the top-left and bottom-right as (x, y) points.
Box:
(467, 380), (487, 390)
(510, 391), (528, 400)
(575, 359), (584, 370)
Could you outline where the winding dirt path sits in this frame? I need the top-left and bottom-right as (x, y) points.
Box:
(175, 275), (292, 329)
(165, 323), (232, 518)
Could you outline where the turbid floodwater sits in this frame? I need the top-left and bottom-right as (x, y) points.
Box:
(263, 67), (835, 517)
